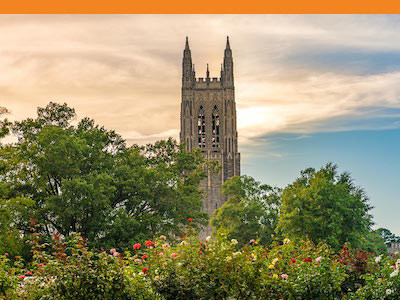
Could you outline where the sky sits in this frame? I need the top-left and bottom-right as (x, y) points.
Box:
(0, 14), (399, 234)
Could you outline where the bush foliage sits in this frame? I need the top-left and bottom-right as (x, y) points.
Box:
(1, 228), (400, 300)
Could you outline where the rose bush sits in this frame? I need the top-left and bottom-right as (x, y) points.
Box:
(1, 230), (399, 299)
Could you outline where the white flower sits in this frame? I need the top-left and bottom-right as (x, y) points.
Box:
(232, 251), (241, 257)
(206, 236), (211, 242)
(375, 255), (383, 263)
(283, 238), (290, 244)
(386, 289), (393, 295)
(231, 239), (238, 245)
(272, 258), (279, 264)
(390, 270), (398, 277)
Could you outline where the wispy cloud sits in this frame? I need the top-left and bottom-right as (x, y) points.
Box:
(1, 15), (400, 146)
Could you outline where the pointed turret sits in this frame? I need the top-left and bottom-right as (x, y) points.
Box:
(206, 63), (210, 81)
(223, 36), (234, 87)
(182, 36), (193, 88)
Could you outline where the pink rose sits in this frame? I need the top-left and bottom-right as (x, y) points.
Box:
(134, 258), (141, 263)
(18, 275), (25, 281)
(249, 239), (256, 243)
(162, 243), (169, 249)
(160, 235), (167, 240)
(281, 274), (288, 280)
(315, 256), (322, 263)
(110, 248), (116, 254)
(113, 252), (119, 257)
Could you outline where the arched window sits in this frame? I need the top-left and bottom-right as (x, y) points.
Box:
(197, 106), (205, 148)
(212, 106), (220, 149)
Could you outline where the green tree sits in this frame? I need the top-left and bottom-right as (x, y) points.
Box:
(376, 227), (400, 246)
(361, 230), (387, 254)
(277, 163), (373, 250)
(211, 175), (281, 245)
(0, 102), (208, 249)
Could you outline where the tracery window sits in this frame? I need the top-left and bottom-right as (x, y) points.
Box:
(197, 106), (205, 148)
(212, 106), (220, 148)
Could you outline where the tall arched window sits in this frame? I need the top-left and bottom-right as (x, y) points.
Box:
(212, 106), (220, 149)
(197, 106), (205, 148)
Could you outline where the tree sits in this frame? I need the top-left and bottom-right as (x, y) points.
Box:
(0, 102), (208, 249)
(277, 163), (373, 250)
(211, 175), (281, 245)
(376, 228), (400, 246)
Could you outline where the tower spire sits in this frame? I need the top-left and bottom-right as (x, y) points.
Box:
(185, 36), (190, 50)
(226, 36), (230, 50)
(206, 63), (210, 79)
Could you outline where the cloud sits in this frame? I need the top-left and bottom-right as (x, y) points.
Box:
(1, 15), (400, 147)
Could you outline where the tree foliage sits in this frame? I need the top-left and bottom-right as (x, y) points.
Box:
(277, 163), (373, 250)
(0, 102), (208, 250)
(211, 175), (281, 245)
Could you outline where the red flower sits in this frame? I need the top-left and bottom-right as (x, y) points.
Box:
(145, 240), (154, 248)
(18, 275), (25, 281)
(38, 263), (44, 268)
(142, 254), (147, 260)
(142, 267), (149, 275)
(304, 257), (312, 262)
(187, 218), (193, 223)
(4, 253), (9, 258)
(338, 259), (343, 264)
(199, 250), (203, 255)
(171, 253), (178, 258)
(133, 243), (141, 250)
(58, 253), (63, 258)
(15, 256), (19, 260)
(290, 258), (296, 263)
(25, 271), (33, 276)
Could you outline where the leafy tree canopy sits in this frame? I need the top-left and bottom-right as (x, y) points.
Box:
(0, 102), (208, 251)
(277, 163), (373, 250)
(211, 175), (281, 245)
(376, 227), (400, 246)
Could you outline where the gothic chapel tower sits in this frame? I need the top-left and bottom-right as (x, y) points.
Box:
(180, 37), (240, 222)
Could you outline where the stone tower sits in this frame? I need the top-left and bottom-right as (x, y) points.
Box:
(179, 37), (240, 225)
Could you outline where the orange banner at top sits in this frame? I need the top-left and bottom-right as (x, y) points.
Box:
(1, 0), (399, 13)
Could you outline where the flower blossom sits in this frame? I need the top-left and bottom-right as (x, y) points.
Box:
(113, 252), (119, 257)
(162, 243), (169, 249)
(133, 243), (141, 250)
(231, 239), (238, 245)
(187, 218), (193, 223)
(158, 253), (163, 257)
(386, 289), (394, 295)
(206, 236), (211, 242)
(304, 257), (312, 262)
(390, 269), (398, 277)
(159, 235), (166, 240)
(171, 253), (178, 258)
(249, 239), (256, 244)
(18, 275), (25, 280)
(134, 258), (141, 263)
(145, 240), (155, 248)
(315, 256), (322, 263)
(375, 255), (383, 263)
(110, 248), (116, 254)
(283, 238), (290, 244)
(142, 267), (149, 275)
(142, 254), (147, 260)
(4, 253), (9, 258)
(281, 274), (288, 280)
(290, 258), (296, 263)
(25, 271), (33, 276)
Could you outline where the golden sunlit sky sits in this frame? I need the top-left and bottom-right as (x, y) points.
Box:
(1, 14), (400, 233)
